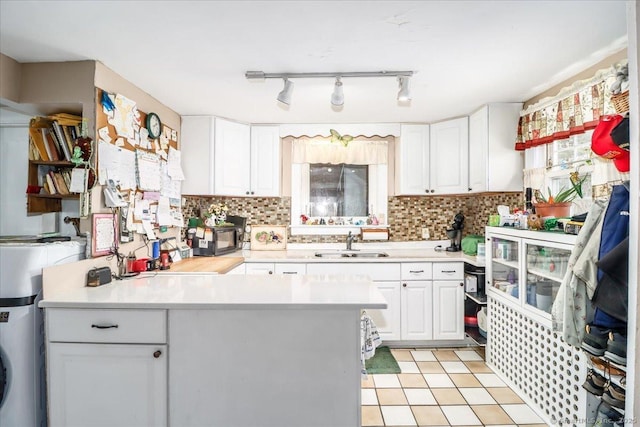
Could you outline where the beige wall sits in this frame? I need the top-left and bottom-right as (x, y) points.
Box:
(524, 49), (627, 108)
(0, 53), (22, 103)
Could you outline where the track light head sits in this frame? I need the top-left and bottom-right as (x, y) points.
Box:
(397, 76), (411, 101)
(331, 77), (344, 106)
(277, 78), (294, 105)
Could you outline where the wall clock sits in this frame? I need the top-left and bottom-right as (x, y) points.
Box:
(146, 112), (162, 139)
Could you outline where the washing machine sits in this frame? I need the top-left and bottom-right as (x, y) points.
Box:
(0, 239), (85, 427)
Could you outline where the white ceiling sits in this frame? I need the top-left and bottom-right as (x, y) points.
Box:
(0, 1), (628, 124)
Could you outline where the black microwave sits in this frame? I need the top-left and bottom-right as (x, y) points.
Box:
(192, 226), (242, 257)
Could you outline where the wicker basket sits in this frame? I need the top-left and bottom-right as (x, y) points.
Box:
(611, 90), (629, 114)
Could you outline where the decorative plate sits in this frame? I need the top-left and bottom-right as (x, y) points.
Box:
(250, 225), (287, 251)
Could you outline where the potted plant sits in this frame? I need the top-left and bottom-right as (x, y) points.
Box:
(533, 170), (587, 217)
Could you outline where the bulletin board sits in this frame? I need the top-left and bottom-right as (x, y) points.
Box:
(95, 88), (185, 237)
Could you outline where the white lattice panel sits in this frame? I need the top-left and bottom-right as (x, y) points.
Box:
(487, 296), (588, 426)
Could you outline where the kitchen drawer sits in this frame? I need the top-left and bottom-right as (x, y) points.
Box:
(274, 263), (306, 275)
(306, 263), (400, 281)
(433, 262), (464, 280)
(47, 309), (166, 344)
(401, 263), (433, 280)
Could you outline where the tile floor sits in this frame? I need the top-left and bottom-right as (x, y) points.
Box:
(361, 348), (548, 426)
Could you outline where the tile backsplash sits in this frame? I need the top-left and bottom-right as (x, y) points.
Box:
(183, 192), (523, 243)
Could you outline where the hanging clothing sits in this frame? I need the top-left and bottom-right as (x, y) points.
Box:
(593, 237), (629, 322)
(361, 311), (381, 378)
(552, 199), (608, 347)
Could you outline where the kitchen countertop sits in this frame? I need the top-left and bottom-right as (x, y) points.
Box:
(39, 273), (387, 310)
(167, 256), (244, 273)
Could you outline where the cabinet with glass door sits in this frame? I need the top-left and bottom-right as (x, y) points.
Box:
(487, 234), (520, 302)
(523, 240), (572, 315)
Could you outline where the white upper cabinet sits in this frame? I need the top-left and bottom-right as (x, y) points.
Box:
(468, 103), (523, 192)
(180, 116), (215, 195)
(181, 117), (280, 197)
(214, 118), (252, 196)
(429, 117), (469, 194)
(396, 124), (430, 195)
(250, 125), (280, 197)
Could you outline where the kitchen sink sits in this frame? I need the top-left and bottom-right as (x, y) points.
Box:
(314, 251), (388, 258)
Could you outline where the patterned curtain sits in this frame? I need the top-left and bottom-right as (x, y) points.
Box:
(514, 62), (624, 151)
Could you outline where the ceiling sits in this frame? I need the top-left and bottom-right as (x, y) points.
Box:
(0, 1), (629, 125)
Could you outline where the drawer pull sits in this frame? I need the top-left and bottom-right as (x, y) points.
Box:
(282, 271), (297, 274)
(440, 270), (456, 273)
(153, 350), (162, 358)
(409, 270), (424, 273)
(91, 324), (118, 329)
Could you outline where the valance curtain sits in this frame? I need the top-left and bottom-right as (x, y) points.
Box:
(514, 61), (625, 151)
(291, 138), (388, 165)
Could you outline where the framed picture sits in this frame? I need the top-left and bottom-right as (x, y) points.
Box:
(250, 225), (287, 251)
(92, 213), (118, 257)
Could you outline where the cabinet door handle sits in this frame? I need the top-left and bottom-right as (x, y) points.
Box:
(468, 187), (472, 191)
(440, 270), (456, 273)
(250, 191), (255, 195)
(282, 271), (297, 274)
(430, 189), (435, 193)
(460, 282), (464, 287)
(91, 324), (118, 329)
(268, 270), (273, 274)
(245, 191), (250, 195)
(153, 350), (162, 358)
(409, 270), (424, 273)
(402, 283), (407, 287)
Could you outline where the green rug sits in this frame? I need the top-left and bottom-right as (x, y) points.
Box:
(365, 346), (401, 374)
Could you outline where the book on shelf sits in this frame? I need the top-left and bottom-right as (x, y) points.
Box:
(51, 121), (72, 161)
(28, 118), (51, 161)
(41, 128), (57, 161)
(45, 128), (63, 161)
(28, 137), (42, 161)
(44, 172), (57, 194)
(52, 171), (70, 195)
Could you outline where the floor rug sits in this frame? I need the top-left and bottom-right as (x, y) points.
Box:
(365, 346), (401, 374)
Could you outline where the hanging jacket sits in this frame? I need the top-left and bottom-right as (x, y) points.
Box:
(552, 199), (608, 347)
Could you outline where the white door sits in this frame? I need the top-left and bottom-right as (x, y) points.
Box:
(468, 107), (488, 193)
(430, 117), (469, 194)
(48, 343), (167, 427)
(397, 124), (430, 194)
(180, 116), (215, 195)
(250, 125), (280, 196)
(368, 281), (401, 340)
(214, 118), (251, 195)
(400, 280), (433, 340)
(432, 280), (465, 340)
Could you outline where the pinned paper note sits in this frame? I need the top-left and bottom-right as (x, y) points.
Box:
(98, 126), (112, 144)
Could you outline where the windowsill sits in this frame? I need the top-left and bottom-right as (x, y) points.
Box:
(289, 224), (388, 236)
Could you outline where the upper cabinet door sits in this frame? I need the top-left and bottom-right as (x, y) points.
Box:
(214, 118), (251, 196)
(469, 107), (489, 192)
(430, 117), (469, 194)
(250, 125), (280, 197)
(397, 124), (430, 195)
(469, 103), (523, 192)
(180, 116), (215, 195)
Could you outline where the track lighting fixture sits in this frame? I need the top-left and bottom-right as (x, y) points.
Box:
(397, 76), (411, 101)
(246, 70), (413, 106)
(277, 78), (294, 105)
(331, 77), (344, 106)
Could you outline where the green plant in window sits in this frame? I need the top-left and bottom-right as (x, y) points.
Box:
(534, 169), (588, 203)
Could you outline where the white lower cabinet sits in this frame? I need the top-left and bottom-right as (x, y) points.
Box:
(432, 280), (465, 340)
(245, 263), (275, 275)
(372, 281), (401, 340)
(48, 343), (167, 427)
(45, 309), (167, 427)
(401, 280), (433, 340)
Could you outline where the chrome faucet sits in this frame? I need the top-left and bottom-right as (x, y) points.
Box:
(346, 231), (357, 251)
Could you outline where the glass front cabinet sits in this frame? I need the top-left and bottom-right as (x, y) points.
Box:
(486, 226), (576, 323)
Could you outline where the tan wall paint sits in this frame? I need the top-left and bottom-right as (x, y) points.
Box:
(94, 62), (180, 131)
(524, 49), (627, 108)
(0, 53), (22, 103)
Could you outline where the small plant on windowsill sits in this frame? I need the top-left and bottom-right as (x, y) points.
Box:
(533, 170), (587, 217)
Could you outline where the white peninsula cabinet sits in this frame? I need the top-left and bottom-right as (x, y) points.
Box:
(179, 117), (280, 196)
(468, 103), (524, 193)
(396, 118), (469, 195)
(45, 309), (167, 427)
